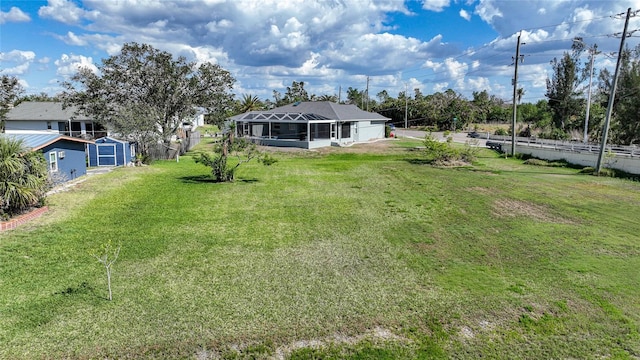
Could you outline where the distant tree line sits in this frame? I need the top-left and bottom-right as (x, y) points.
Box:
(3, 42), (640, 146)
(228, 45), (640, 145)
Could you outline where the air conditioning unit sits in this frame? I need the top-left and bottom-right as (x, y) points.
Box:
(58, 151), (65, 159)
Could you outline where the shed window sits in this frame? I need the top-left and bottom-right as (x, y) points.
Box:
(48, 152), (58, 172)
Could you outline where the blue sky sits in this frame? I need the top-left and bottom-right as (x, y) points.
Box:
(1, 0), (639, 104)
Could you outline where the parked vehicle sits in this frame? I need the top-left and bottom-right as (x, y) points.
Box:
(467, 131), (481, 138)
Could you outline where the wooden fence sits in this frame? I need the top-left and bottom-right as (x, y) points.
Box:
(148, 131), (201, 160)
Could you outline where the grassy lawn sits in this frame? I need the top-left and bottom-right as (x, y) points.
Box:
(1, 139), (639, 359)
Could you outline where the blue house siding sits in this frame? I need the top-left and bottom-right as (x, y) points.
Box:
(41, 141), (87, 181)
(1, 133), (93, 184)
(87, 137), (134, 167)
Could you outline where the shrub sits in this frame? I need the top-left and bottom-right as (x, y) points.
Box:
(523, 158), (568, 167)
(422, 134), (477, 166)
(494, 128), (508, 136)
(524, 158), (549, 166)
(0, 137), (51, 218)
(580, 167), (616, 177)
(539, 128), (569, 140)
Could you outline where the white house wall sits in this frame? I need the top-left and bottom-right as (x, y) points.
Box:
(358, 120), (386, 142)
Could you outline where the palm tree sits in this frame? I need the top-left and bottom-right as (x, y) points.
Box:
(0, 137), (50, 218)
(238, 94), (263, 113)
(316, 94), (337, 102)
(517, 88), (525, 104)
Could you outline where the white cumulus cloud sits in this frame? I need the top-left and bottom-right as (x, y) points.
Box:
(54, 54), (98, 78)
(0, 6), (31, 24)
(460, 9), (471, 21)
(0, 50), (36, 75)
(422, 0), (451, 12)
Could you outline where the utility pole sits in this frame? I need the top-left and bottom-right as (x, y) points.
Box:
(575, 37), (600, 144)
(511, 33), (523, 157)
(596, 7), (632, 174)
(365, 76), (370, 111)
(338, 86), (341, 103)
(404, 83), (408, 129)
(583, 45), (598, 143)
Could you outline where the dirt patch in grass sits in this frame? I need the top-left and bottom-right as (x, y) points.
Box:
(492, 198), (574, 224)
(199, 326), (411, 360)
(466, 186), (495, 195)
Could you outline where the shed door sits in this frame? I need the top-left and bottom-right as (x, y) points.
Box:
(97, 144), (117, 166)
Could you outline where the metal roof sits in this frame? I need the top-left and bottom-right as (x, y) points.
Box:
(1, 133), (94, 151)
(5, 101), (93, 121)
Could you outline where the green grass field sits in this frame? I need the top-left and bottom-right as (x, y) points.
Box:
(1, 139), (639, 359)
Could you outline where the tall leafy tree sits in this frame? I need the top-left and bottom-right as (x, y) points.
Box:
(0, 75), (24, 132)
(0, 137), (50, 218)
(346, 87), (364, 108)
(61, 42), (235, 157)
(18, 92), (59, 103)
(545, 52), (583, 131)
(608, 46), (640, 144)
(283, 81), (310, 104)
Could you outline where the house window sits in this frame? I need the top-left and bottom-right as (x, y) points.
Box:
(130, 144), (136, 158)
(341, 122), (351, 138)
(48, 152), (58, 172)
(70, 121), (81, 137)
(47, 121), (52, 130)
(331, 123), (336, 138)
(58, 121), (69, 135)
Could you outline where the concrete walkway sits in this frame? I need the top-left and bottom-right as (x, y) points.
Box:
(47, 167), (115, 195)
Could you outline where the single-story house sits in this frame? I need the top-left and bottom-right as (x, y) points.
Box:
(87, 137), (136, 167)
(230, 101), (390, 149)
(5, 101), (107, 139)
(3, 133), (94, 183)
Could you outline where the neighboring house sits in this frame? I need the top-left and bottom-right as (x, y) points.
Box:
(3, 133), (94, 183)
(230, 101), (390, 149)
(87, 137), (136, 167)
(5, 101), (107, 139)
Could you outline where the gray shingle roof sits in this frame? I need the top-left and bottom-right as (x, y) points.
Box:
(269, 102), (389, 121)
(230, 101), (390, 122)
(5, 102), (92, 121)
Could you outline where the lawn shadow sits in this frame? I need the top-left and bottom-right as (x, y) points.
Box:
(179, 175), (219, 183)
(179, 175), (260, 184)
(236, 177), (260, 183)
(54, 282), (106, 300)
(404, 158), (432, 165)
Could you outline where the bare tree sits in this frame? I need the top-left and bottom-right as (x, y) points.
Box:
(91, 240), (121, 301)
